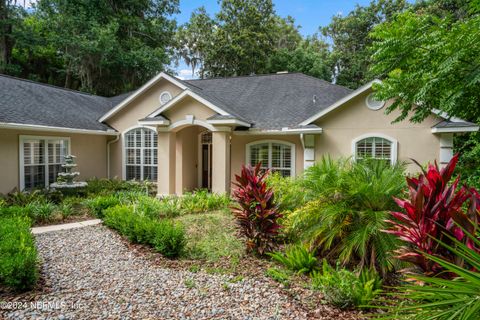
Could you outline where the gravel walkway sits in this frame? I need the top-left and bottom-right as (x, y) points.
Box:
(1, 225), (311, 319)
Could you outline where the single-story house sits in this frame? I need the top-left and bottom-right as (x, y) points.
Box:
(0, 72), (478, 195)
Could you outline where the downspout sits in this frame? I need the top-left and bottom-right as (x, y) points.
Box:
(107, 135), (120, 179)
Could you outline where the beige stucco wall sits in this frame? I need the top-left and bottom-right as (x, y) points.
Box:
(105, 79), (183, 178)
(313, 90), (442, 172)
(175, 126), (202, 193)
(163, 96), (216, 124)
(230, 134), (304, 183)
(0, 129), (108, 194)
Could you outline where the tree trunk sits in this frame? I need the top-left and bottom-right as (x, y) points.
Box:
(0, 0), (13, 72)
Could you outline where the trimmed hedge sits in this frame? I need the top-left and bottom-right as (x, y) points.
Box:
(103, 205), (186, 258)
(0, 216), (38, 291)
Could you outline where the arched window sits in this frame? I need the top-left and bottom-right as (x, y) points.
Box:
(246, 141), (295, 177)
(353, 135), (397, 165)
(124, 127), (157, 181)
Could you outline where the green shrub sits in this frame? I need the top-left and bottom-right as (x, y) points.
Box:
(31, 201), (57, 222)
(84, 195), (121, 218)
(266, 172), (307, 212)
(103, 205), (185, 258)
(265, 267), (292, 284)
(0, 204), (34, 218)
(179, 189), (231, 213)
(286, 157), (405, 274)
(57, 202), (74, 219)
(0, 216), (38, 291)
(151, 220), (186, 258)
(311, 260), (382, 309)
(84, 178), (154, 196)
(268, 243), (318, 274)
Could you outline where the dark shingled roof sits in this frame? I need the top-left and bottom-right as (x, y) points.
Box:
(183, 73), (353, 129)
(0, 74), (115, 131)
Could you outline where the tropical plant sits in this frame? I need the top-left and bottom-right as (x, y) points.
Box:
(268, 243), (318, 274)
(0, 216), (38, 291)
(231, 163), (283, 255)
(287, 157), (405, 274)
(382, 230), (480, 319)
(384, 154), (479, 275)
(311, 260), (382, 310)
(266, 172), (307, 213)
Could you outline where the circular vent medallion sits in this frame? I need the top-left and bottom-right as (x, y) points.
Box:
(159, 91), (172, 105)
(365, 93), (385, 110)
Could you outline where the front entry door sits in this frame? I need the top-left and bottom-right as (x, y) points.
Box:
(200, 132), (212, 190)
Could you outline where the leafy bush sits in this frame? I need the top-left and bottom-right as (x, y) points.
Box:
(287, 157), (405, 274)
(84, 178), (155, 196)
(312, 260), (382, 309)
(268, 243), (318, 274)
(232, 163), (283, 255)
(103, 205), (185, 258)
(383, 231), (480, 319)
(266, 172), (307, 212)
(179, 189), (231, 213)
(0, 216), (38, 291)
(31, 201), (57, 222)
(384, 154), (480, 275)
(84, 195), (121, 218)
(265, 267), (292, 284)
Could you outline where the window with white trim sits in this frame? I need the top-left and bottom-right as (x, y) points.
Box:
(21, 136), (69, 190)
(124, 127), (157, 181)
(355, 137), (393, 163)
(248, 141), (294, 177)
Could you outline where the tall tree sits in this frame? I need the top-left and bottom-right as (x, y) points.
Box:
(322, 0), (408, 89)
(35, 0), (179, 96)
(0, 0), (23, 73)
(175, 7), (214, 78)
(266, 33), (332, 81)
(203, 0), (276, 77)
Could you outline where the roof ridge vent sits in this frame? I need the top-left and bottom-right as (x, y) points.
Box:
(276, 71), (288, 74)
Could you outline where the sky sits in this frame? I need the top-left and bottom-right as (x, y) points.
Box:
(173, 0), (373, 79)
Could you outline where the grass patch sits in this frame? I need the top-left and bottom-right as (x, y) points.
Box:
(174, 210), (244, 261)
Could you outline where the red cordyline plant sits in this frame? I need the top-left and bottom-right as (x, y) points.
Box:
(384, 154), (480, 275)
(231, 163), (283, 256)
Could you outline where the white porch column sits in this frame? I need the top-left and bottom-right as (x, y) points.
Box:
(439, 133), (454, 167)
(157, 130), (176, 196)
(303, 134), (316, 170)
(211, 130), (231, 194)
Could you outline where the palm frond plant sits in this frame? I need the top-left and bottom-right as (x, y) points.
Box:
(381, 230), (480, 319)
(268, 243), (318, 274)
(286, 157), (405, 274)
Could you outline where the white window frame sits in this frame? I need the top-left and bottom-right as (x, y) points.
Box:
(122, 125), (158, 181)
(246, 140), (296, 177)
(351, 133), (398, 165)
(19, 135), (71, 190)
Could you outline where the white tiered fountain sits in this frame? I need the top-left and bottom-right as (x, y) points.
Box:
(50, 155), (88, 190)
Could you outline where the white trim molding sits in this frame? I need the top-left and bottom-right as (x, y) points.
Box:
(351, 133), (398, 165)
(157, 116), (231, 133)
(137, 119), (171, 126)
(431, 126), (479, 133)
(148, 89), (231, 118)
(233, 127), (323, 135)
(0, 122), (118, 136)
(206, 118), (251, 127)
(19, 135), (71, 190)
(439, 133), (454, 166)
(99, 72), (187, 122)
(300, 79), (382, 126)
(246, 139), (296, 177)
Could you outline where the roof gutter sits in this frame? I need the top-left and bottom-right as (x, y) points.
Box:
(0, 122), (119, 136)
(233, 127), (323, 135)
